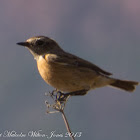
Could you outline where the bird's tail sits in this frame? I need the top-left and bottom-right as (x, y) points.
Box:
(110, 78), (139, 92)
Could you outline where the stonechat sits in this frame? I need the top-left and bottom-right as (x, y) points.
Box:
(17, 36), (139, 95)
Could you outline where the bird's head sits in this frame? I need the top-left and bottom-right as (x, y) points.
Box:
(17, 36), (63, 59)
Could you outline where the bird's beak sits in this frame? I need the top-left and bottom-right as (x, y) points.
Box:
(17, 42), (30, 47)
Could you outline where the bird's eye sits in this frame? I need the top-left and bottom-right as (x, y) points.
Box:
(36, 40), (44, 46)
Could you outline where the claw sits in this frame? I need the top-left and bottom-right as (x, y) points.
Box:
(55, 91), (69, 102)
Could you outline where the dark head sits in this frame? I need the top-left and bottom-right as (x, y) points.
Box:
(17, 36), (63, 58)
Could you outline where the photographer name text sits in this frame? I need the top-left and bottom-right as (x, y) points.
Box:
(0, 130), (82, 139)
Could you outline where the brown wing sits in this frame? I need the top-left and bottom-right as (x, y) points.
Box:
(46, 52), (112, 76)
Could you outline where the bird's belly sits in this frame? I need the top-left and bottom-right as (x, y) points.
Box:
(37, 58), (97, 92)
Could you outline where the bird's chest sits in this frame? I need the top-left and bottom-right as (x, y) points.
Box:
(37, 56), (54, 82)
(36, 56), (68, 88)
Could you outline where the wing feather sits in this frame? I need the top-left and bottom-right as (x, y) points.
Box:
(45, 52), (112, 76)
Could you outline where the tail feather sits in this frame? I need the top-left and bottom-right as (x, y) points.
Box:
(110, 79), (139, 92)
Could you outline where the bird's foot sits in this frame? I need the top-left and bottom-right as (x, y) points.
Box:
(54, 89), (89, 102)
(56, 91), (70, 103)
(45, 89), (89, 114)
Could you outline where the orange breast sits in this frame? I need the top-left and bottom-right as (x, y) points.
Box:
(37, 55), (97, 92)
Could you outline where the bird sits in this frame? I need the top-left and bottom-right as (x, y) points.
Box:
(17, 36), (139, 96)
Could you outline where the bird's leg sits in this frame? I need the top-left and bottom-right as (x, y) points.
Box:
(46, 89), (89, 113)
(56, 89), (88, 102)
(46, 89), (68, 113)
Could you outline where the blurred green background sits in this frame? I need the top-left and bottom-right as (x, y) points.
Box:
(0, 0), (140, 140)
